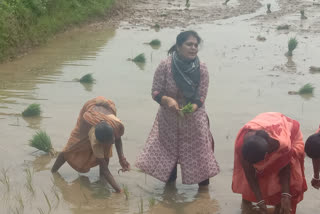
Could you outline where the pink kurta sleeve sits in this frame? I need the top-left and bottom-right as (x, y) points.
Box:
(198, 63), (209, 104)
(151, 60), (168, 99)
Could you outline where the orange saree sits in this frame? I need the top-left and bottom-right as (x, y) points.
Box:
(62, 96), (124, 173)
(232, 112), (307, 213)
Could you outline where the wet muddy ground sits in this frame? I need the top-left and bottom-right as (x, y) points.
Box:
(1, 0), (320, 213)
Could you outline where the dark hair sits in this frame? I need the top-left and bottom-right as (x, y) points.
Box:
(95, 121), (114, 144)
(305, 133), (320, 159)
(168, 30), (202, 55)
(242, 135), (269, 164)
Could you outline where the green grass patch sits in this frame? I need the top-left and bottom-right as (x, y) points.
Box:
(287, 37), (298, 56)
(29, 130), (54, 154)
(132, 53), (146, 63)
(79, 73), (94, 84)
(298, 83), (314, 95)
(0, 0), (116, 62)
(22, 103), (41, 117)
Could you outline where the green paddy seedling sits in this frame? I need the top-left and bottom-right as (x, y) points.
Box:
(181, 103), (194, 113)
(149, 39), (161, 47)
(298, 83), (314, 95)
(267, 4), (271, 13)
(0, 168), (10, 192)
(287, 37), (298, 57)
(138, 197), (144, 214)
(288, 83), (315, 95)
(148, 197), (156, 208)
(29, 130), (56, 155)
(131, 53), (146, 63)
(79, 73), (95, 84)
(22, 104), (41, 117)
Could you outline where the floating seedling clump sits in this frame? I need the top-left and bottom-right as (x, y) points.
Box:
(132, 53), (146, 63)
(256, 35), (266, 41)
(267, 4), (271, 13)
(29, 130), (56, 156)
(123, 184), (129, 200)
(79, 73), (95, 84)
(288, 83), (315, 95)
(149, 39), (161, 47)
(22, 104), (41, 117)
(298, 83), (314, 95)
(287, 37), (298, 57)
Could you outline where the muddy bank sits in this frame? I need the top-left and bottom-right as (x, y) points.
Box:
(120, 0), (262, 28)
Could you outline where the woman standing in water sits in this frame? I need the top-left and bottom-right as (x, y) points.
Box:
(136, 30), (219, 188)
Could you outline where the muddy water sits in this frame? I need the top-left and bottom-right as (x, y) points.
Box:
(1, 0), (320, 213)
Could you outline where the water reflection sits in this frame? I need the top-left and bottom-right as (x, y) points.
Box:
(52, 173), (120, 214)
(0, 29), (116, 108)
(285, 57), (297, 73)
(149, 183), (220, 214)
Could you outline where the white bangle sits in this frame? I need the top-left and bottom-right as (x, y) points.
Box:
(257, 200), (265, 205)
(313, 177), (320, 181)
(281, 193), (292, 198)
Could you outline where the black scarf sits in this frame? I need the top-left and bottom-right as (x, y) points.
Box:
(171, 51), (201, 104)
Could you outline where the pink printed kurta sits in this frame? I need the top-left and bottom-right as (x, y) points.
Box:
(135, 57), (220, 184)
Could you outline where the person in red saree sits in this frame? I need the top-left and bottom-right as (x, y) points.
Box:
(232, 112), (307, 214)
(305, 126), (320, 189)
(51, 96), (130, 193)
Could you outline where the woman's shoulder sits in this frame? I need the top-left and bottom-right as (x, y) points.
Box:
(200, 61), (208, 70)
(160, 56), (172, 66)
(156, 56), (172, 72)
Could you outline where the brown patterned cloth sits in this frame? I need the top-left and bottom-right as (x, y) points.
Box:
(62, 96), (124, 173)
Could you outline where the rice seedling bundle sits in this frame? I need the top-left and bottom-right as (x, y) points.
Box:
(287, 38), (298, 56)
(79, 73), (94, 84)
(181, 103), (194, 113)
(132, 53), (146, 63)
(149, 39), (161, 47)
(22, 104), (41, 117)
(29, 130), (55, 155)
(277, 25), (290, 30)
(298, 83), (314, 95)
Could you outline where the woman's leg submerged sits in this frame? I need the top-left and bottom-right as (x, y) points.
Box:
(167, 165), (177, 183)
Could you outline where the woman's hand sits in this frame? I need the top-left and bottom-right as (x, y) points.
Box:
(119, 156), (130, 172)
(280, 196), (291, 214)
(191, 104), (198, 112)
(161, 96), (179, 112)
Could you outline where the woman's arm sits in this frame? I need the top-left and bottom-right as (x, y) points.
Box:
(97, 158), (122, 192)
(241, 158), (267, 213)
(115, 138), (130, 171)
(152, 60), (167, 104)
(241, 159), (264, 201)
(279, 164), (292, 214)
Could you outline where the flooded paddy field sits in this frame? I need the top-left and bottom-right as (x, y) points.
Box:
(1, 0), (320, 213)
